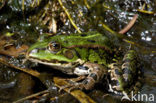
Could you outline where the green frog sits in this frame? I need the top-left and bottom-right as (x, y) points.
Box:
(26, 32), (142, 94)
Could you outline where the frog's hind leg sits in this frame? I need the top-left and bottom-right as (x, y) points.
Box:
(108, 63), (125, 95)
(121, 50), (143, 93)
(108, 50), (143, 95)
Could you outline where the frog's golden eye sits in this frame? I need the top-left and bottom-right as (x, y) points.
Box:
(48, 41), (61, 53)
(64, 50), (74, 59)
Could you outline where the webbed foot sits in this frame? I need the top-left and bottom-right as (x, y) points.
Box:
(59, 82), (86, 93)
(59, 62), (107, 92)
(58, 76), (86, 92)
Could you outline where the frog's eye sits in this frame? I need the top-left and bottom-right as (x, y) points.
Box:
(64, 50), (74, 59)
(48, 41), (61, 53)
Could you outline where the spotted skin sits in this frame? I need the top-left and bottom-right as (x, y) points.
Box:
(73, 62), (107, 90)
(108, 50), (142, 94)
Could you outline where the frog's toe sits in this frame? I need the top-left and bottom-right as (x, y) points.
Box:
(58, 85), (72, 92)
(58, 82), (85, 93)
(67, 83), (85, 92)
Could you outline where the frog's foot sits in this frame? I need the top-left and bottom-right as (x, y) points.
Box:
(59, 75), (100, 92)
(58, 75), (94, 92)
(59, 82), (86, 93)
(74, 62), (107, 90)
(58, 76), (86, 92)
(68, 76), (86, 82)
(60, 62), (107, 92)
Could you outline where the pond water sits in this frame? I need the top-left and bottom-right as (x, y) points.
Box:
(0, 0), (156, 103)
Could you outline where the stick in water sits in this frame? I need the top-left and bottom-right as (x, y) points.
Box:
(119, 14), (138, 34)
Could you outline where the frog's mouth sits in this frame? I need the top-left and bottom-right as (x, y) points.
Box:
(26, 48), (85, 74)
(28, 56), (80, 67)
(27, 55), (85, 74)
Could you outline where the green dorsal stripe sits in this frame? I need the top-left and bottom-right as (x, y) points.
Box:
(66, 44), (112, 52)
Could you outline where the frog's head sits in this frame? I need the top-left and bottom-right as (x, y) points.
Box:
(26, 32), (112, 73)
(26, 36), (85, 72)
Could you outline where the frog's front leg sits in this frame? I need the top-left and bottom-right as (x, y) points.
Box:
(73, 62), (107, 90)
(61, 62), (107, 91)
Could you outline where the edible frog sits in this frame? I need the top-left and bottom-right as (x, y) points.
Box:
(26, 32), (142, 94)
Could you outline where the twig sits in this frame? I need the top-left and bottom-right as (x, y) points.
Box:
(13, 90), (49, 103)
(119, 14), (138, 34)
(0, 0), (5, 10)
(58, 0), (81, 33)
(84, 0), (110, 10)
(22, 0), (25, 11)
(137, 9), (154, 14)
(53, 77), (96, 103)
(0, 58), (40, 78)
(137, 3), (154, 14)
(84, 0), (90, 9)
(50, 94), (66, 101)
(101, 22), (116, 34)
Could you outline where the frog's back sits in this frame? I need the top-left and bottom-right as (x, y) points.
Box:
(49, 32), (113, 51)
